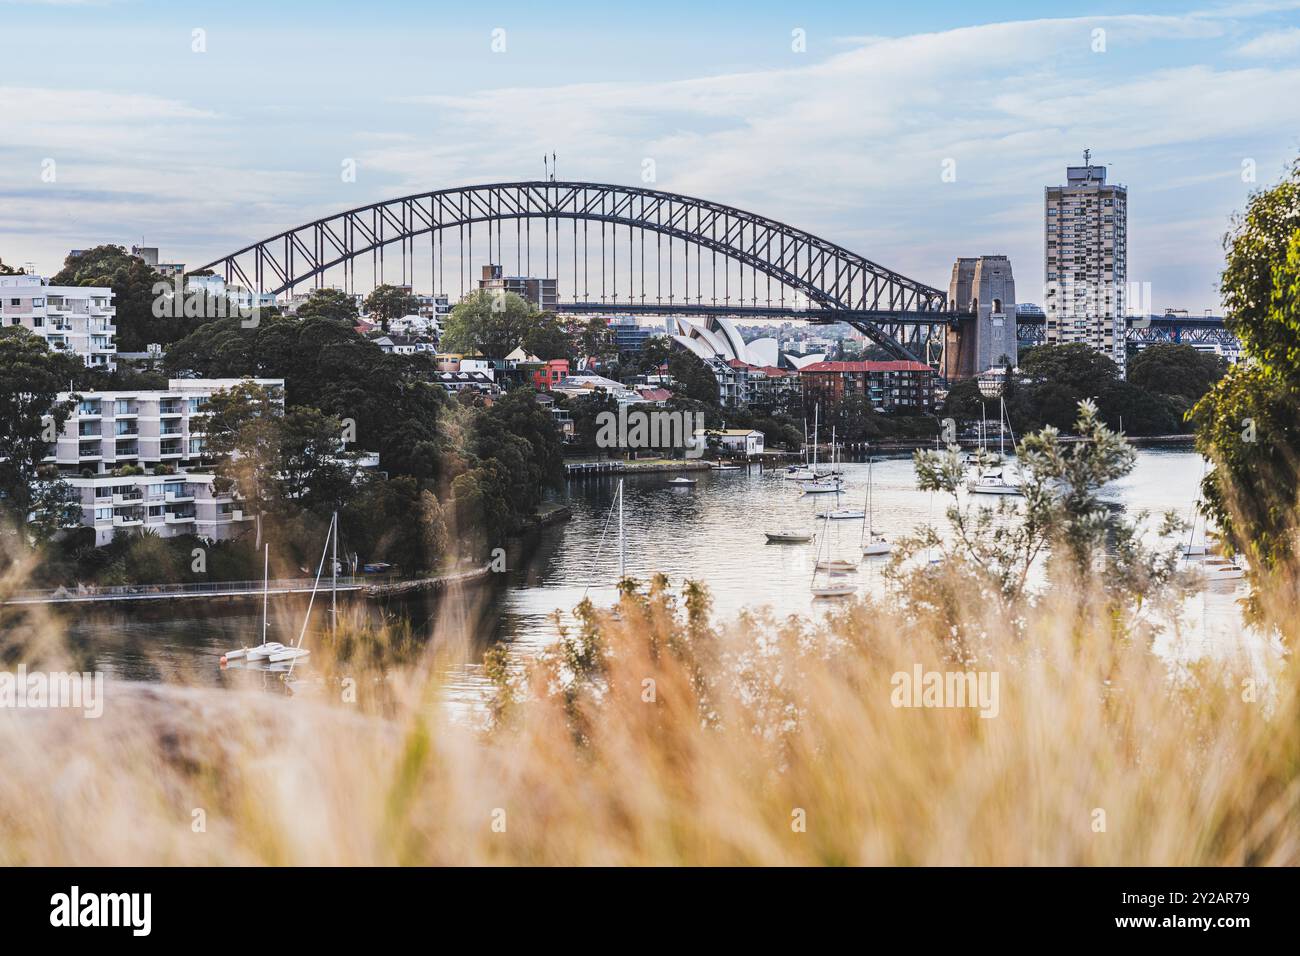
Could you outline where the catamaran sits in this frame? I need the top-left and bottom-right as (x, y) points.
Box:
(220, 544), (289, 666)
(221, 513), (338, 669)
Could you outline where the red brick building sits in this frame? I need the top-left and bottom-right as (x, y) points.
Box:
(799, 360), (936, 412)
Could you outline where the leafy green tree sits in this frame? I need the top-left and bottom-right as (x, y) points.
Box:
(278, 406), (358, 514)
(0, 329), (83, 534)
(28, 465), (81, 545)
(940, 378), (987, 422)
(668, 349), (719, 404)
(296, 288), (359, 324)
(49, 245), (197, 351)
(362, 284), (419, 332)
(632, 335), (672, 373)
(202, 383), (285, 515)
(904, 400), (1182, 614)
(0, 258), (20, 276)
(1129, 344), (1226, 404)
(577, 317), (618, 364)
(340, 476), (429, 573)
(164, 314), (447, 481)
(521, 312), (574, 361)
(1017, 343), (1119, 397)
(1193, 160), (1300, 570)
(440, 289), (534, 358)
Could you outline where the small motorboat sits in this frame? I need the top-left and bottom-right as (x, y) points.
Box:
(668, 476), (697, 486)
(1196, 557), (1246, 582)
(967, 469), (1023, 496)
(818, 508), (865, 520)
(765, 530), (814, 543)
(815, 558), (858, 572)
(801, 477), (845, 494)
(861, 535), (891, 556)
(810, 574), (857, 598)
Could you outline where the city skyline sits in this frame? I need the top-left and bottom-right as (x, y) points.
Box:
(3, 1), (1300, 311)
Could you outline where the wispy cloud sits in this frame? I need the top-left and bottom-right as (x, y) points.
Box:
(1233, 26), (1300, 55)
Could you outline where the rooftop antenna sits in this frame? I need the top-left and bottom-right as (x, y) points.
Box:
(1083, 147), (1092, 166)
(551, 151), (557, 182)
(543, 154), (548, 180)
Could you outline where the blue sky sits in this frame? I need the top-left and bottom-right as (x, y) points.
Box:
(2, 0), (1299, 310)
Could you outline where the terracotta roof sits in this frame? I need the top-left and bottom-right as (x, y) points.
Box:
(799, 360), (932, 373)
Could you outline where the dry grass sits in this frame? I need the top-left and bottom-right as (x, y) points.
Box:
(1, 539), (1296, 867)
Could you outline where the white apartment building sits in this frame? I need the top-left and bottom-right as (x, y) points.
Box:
(71, 472), (253, 547)
(47, 378), (284, 545)
(1044, 159), (1128, 374)
(0, 274), (117, 370)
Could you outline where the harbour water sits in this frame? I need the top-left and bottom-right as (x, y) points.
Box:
(57, 448), (1271, 697)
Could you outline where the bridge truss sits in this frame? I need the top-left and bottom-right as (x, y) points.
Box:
(194, 181), (949, 363)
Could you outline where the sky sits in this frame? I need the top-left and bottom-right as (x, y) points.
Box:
(1, 0), (1299, 311)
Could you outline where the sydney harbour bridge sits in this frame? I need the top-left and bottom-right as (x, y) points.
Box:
(193, 180), (1233, 371)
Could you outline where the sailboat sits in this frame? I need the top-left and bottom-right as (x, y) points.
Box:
(801, 418), (845, 494)
(785, 417), (815, 480)
(967, 397), (1023, 496)
(860, 455), (891, 555)
(810, 513), (856, 597)
(962, 402), (987, 465)
(220, 544), (290, 666)
(271, 511), (340, 666)
(221, 514), (337, 668)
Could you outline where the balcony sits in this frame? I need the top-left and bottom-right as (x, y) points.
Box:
(78, 404), (102, 418)
(164, 511), (196, 524)
(113, 445), (139, 459)
(78, 446), (103, 461)
(112, 513), (144, 528)
(164, 489), (194, 503)
(158, 402), (183, 416)
(112, 492), (144, 505)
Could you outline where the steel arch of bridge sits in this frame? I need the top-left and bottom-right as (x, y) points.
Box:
(193, 181), (948, 362)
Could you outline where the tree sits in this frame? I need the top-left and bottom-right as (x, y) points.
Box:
(0, 258), (20, 276)
(521, 312), (574, 361)
(904, 400), (1181, 614)
(1193, 160), (1300, 570)
(940, 378), (987, 422)
(0, 329), (84, 534)
(27, 465), (81, 545)
(440, 289), (534, 358)
(1016, 343), (1119, 398)
(277, 406), (357, 514)
(49, 245), (192, 351)
(363, 284), (419, 332)
(668, 349), (719, 404)
(202, 383), (285, 516)
(1129, 344), (1226, 404)
(296, 288), (359, 325)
